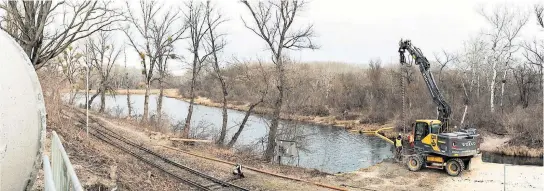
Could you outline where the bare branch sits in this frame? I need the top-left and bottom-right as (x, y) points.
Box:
(536, 4), (544, 28)
(240, 0), (317, 161)
(0, 0), (124, 70)
(123, 0), (187, 122)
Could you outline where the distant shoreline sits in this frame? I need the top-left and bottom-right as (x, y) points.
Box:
(68, 88), (543, 158)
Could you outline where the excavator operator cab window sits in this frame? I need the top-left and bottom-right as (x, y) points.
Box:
(430, 124), (441, 134)
(414, 122), (428, 141)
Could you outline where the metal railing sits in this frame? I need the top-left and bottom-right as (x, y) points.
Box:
(43, 131), (83, 191)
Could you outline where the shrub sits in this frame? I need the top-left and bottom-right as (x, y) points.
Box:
(298, 105), (330, 117)
(494, 145), (543, 157)
(359, 110), (392, 125)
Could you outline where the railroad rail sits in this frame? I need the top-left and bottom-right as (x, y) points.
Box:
(63, 108), (248, 191)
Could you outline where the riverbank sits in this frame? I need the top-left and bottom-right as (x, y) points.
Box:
(40, 103), (543, 190)
(91, 105), (544, 191)
(60, 105), (449, 190)
(76, 88), (542, 157)
(50, 106), (341, 190)
(87, 88), (395, 130)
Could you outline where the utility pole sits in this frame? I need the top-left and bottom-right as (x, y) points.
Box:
(85, 65), (89, 138)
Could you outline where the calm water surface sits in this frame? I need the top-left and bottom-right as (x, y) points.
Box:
(74, 94), (393, 173)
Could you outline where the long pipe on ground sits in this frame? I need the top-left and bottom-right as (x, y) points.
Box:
(158, 145), (348, 191)
(374, 127), (394, 144)
(351, 127), (394, 144)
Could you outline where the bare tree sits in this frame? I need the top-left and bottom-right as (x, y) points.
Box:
(479, 5), (528, 113)
(124, 0), (185, 123)
(203, 1), (229, 146)
(368, 58), (385, 113)
(182, 1), (213, 138)
(154, 46), (173, 123)
(0, 0), (123, 70)
(241, 0), (317, 161)
(522, 5), (544, 125)
(150, 9), (185, 124)
(85, 31), (122, 113)
(434, 50), (458, 83)
(511, 63), (539, 108)
(123, 48), (133, 118)
(55, 45), (83, 105)
(457, 36), (488, 127)
(523, 39), (544, 89)
(227, 60), (270, 148)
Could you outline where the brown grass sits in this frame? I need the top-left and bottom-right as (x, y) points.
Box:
(494, 145), (543, 158)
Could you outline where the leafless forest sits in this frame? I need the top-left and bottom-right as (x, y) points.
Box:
(182, 4), (544, 152)
(1, 1), (542, 162)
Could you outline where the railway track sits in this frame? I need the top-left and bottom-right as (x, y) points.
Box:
(64, 108), (248, 191)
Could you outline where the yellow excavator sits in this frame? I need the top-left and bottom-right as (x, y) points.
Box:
(398, 39), (480, 176)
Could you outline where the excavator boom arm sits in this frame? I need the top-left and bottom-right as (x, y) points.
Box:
(398, 39), (452, 132)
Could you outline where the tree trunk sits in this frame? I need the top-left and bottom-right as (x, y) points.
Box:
(540, 63), (544, 90)
(88, 89), (101, 109)
(227, 101), (261, 148)
(68, 85), (78, 105)
(142, 83), (150, 123)
(99, 85), (106, 113)
(183, 76), (196, 138)
(477, 75), (480, 99)
(490, 61), (498, 113)
(459, 105), (468, 128)
(264, 60), (285, 162)
(157, 80), (164, 123)
(499, 70), (507, 111)
(216, 79), (228, 146)
(126, 88), (132, 118)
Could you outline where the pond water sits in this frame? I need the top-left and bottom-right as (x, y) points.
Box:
(482, 151), (543, 166)
(73, 94), (393, 173)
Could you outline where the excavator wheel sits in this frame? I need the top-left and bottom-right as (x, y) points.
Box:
(407, 155), (422, 171)
(445, 158), (465, 176)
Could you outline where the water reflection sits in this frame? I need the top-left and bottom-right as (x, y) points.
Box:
(73, 94), (393, 173)
(482, 152), (543, 166)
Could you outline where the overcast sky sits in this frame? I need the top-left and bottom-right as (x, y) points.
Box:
(120, 0), (543, 75)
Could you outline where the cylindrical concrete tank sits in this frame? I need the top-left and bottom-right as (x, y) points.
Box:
(0, 30), (47, 190)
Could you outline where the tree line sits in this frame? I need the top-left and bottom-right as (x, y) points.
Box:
(184, 4), (544, 149)
(1, 1), (542, 163)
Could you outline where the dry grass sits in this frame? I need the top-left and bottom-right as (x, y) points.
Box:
(52, 111), (189, 190)
(79, 110), (340, 191)
(494, 145), (543, 158)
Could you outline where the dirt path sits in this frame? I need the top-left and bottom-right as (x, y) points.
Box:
(333, 161), (446, 191)
(440, 134), (543, 191)
(440, 155), (544, 191)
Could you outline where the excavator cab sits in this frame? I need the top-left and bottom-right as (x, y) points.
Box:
(412, 120), (442, 153)
(408, 119), (480, 176)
